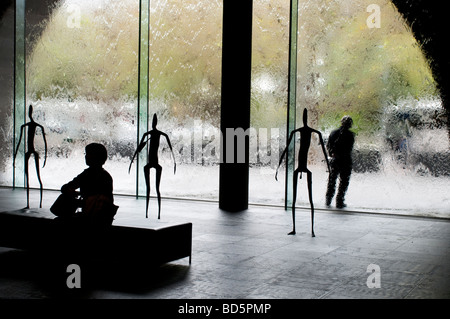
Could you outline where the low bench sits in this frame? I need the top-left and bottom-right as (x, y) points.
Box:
(0, 209), (192, 267)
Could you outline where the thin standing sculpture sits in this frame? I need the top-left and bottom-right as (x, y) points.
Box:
(13, 104), (48, 208)
(276, 108), (330, 237)
(129, 114), (176, 219)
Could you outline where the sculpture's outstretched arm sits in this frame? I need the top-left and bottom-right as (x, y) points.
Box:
(128, 133), (150, 174)
(13, 125), (25, 165)
(38, 124), (48, 168)
(276, 130), (296, 181)
(316, 130), (330, 173)
(163, 133), (176, 174)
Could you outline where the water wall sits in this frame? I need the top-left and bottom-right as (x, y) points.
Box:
(1, 0), (448, 217)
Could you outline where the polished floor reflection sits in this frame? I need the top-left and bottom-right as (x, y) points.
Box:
(0, 187), (449, 299)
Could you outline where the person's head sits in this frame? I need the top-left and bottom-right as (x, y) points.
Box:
(302, 108), (308, 126)
(152, 113), (158, 129)
(341, 115), (353, 129)
(85, 143), (108, 167)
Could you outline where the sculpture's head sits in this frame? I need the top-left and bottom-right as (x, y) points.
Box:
(152, 113), (158, 129)
(303, 108), (308, 126)
(28, 105), (33, 120)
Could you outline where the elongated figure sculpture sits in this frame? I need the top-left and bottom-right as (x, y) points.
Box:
(14, 105), (48, 208)
(276, 108), (330, 237)
(129, 114), (176, 219)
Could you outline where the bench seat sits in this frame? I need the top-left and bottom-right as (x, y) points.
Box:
(0, 209), (192, 266)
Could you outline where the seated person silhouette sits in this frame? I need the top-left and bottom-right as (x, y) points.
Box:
(129, 114), (176, 219)
(276, 108), (330, 237)
(57, 143), (117, 226)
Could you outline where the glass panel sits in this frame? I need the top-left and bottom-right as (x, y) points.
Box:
(0, 2), (16, 187)
(249, 0), (290, 206)
(294, 0), (449, 216)
(250, 0), (449, 217)
(12, 0), (223, 204)
(286, 0), (299, 209)
(14, 0), (26, 188)
(136, 0), (149, 197)
(146, 0), (223, 200)
(25, 0), (139, 194)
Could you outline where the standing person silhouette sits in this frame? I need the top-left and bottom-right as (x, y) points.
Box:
(276, 108), (330, 237)
(129, 114), (176, 219)
(325, 115), (355, 209)
(14, 105), (48, 208)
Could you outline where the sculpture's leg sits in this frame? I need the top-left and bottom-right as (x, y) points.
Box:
(24, 152), (31, 209)
(155, 164), (162, 219)
(34, 153), (43, 208)
(307, 170), (315, 237)
(288, 170), (299, 235)
(144, 165), (151, 218)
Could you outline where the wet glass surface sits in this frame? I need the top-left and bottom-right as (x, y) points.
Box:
(2, 0), (448, 216)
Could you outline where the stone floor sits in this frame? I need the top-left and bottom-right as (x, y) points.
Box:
(0, 187), (449, 300)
